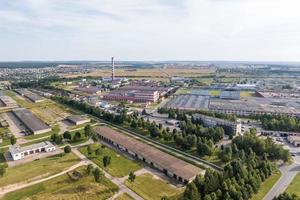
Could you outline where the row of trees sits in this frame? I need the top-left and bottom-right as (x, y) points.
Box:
(259, 115), (300, 132)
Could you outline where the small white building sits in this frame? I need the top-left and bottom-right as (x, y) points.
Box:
(9, 141), (56, 161)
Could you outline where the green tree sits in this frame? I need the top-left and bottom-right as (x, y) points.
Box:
(103, 156), (111, 167)
(84, 125), (92, 138)
(93, 168), (102, 182)
(64, 145), (71, 153)
(95, 148), (101, 155)
(87, 164), (94, 175)
(87, 145), (92, 155)
(10, 135), (16, 145)
(73, 131), (81, 141)
(183, 182), (200, 200)
(273, 192), (300, 200)
(128, 171), (136, 182)
(63, 131), (71, 140)
(0, 165), (6, 176)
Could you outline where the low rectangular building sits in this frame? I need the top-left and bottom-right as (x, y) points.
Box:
(66, 115), (91, 125)
(220, 91), (241, 100)
(95, 126), (201, 183)
(103, 90), (160, 103)
(15, 89), (44, 103)
(13, 108), (51, 134)
(0, 95), (17, 108)
(9, 141), (56, 160)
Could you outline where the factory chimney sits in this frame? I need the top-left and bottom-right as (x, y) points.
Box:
(111, 57), (115, 81)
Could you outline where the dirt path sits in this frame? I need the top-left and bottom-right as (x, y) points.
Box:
(0, 161), (86, 197)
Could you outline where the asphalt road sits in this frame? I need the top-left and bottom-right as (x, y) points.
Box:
(263, 143), (300, 200)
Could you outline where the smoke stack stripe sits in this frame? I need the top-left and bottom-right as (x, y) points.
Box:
(111, 57), (115, 81)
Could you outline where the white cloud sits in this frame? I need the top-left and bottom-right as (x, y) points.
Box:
(0, 0), (300, 61)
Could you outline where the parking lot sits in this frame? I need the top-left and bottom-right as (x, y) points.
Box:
(164, 94), (210, 110)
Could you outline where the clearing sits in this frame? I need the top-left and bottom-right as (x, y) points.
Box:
(79, 143), (141, 177)
(1, 166), (118, 200)
(0, 152), (80, 187)
(125, 173), (183, 200)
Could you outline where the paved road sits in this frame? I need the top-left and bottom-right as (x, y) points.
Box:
(263, 144), (300, 200)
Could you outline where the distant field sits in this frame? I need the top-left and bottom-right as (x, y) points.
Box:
(251, 170), (281, 200)
(2, 166), (118, 200)
(125, 173), (183, 200)
(63, 67), (216, 78)
(0, 153), (80, 187)
(285, 171), (300, 196)
(116, 193), (134, 200)
(79, 143), (141, 177)
(174, 88), (191, 95)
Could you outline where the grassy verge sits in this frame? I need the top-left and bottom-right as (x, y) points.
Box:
(79, 143), (141, 177)
(116, 193), (135, 200)
(2, 166), (118, 200)
(0, 152), (80, 187)
(251, 170), (282, 200)
(125, 173), (183, 200)
(285, 171), (300, 196)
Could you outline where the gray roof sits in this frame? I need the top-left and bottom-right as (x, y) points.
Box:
(95, 126), (201, 181)
(9, 141), (55, 155)
(12, 108), (51, 133)
(67, 115), (89, 123)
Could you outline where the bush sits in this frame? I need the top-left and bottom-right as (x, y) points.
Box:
(64, 145), (71, 153)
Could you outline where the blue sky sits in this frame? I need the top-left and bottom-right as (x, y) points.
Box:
(0, 0), (300, 61)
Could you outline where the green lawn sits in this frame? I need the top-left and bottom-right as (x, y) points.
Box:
(251, 170), (282, 200)
(175, 88), (191, 95)
(0, 153), (80, 187)
(116, 193), (135, 200)
(79, 143), (141, 177)
(285, 171), (300, 196)
(2, 166), (119, 200)
(125, 173), (183, 200)
(209, 90), (221, 96)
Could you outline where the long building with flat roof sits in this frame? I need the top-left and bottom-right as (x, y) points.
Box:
(13, 108), (51, 134)
(0, 95), (17, 108)
(95, 126), (201, 183)
(15, 89), (44, 103)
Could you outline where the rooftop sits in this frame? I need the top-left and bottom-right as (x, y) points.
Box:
(13, 108), (51, 132)
(95, 126), (201, 181)
(9, 141), (55, 155)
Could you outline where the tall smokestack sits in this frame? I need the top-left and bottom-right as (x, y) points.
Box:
(111, 57), (115, 81)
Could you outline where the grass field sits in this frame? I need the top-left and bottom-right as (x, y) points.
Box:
(0, 153), (80, 187)
(125, 173), (183, 200)
(79, 143), (141, 177)
(285, 171), (300, 196)
(116, 193), (135, 200)
(64, 67), (216, 78)
(251, 170), (282, 200)
(175, 88), (191, 95)
(2, 166), (119, 200)
(30, 104), (70, 124)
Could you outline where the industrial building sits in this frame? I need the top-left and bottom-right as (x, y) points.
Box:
(75, 86), (102, 95)
(0, 95), (17, 108)
(103, 89), (160, 103)
(95, 126), (201, 183)
(15, 89), (44, 103)
(9, 141), (56, 160)
(220, 91), (241, 100)
(66, 115), (91, 125)
(192, 114), (242, 135)
(12, 108), (51, 134)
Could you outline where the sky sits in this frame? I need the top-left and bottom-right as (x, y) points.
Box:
(0, 0), (300, 61)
